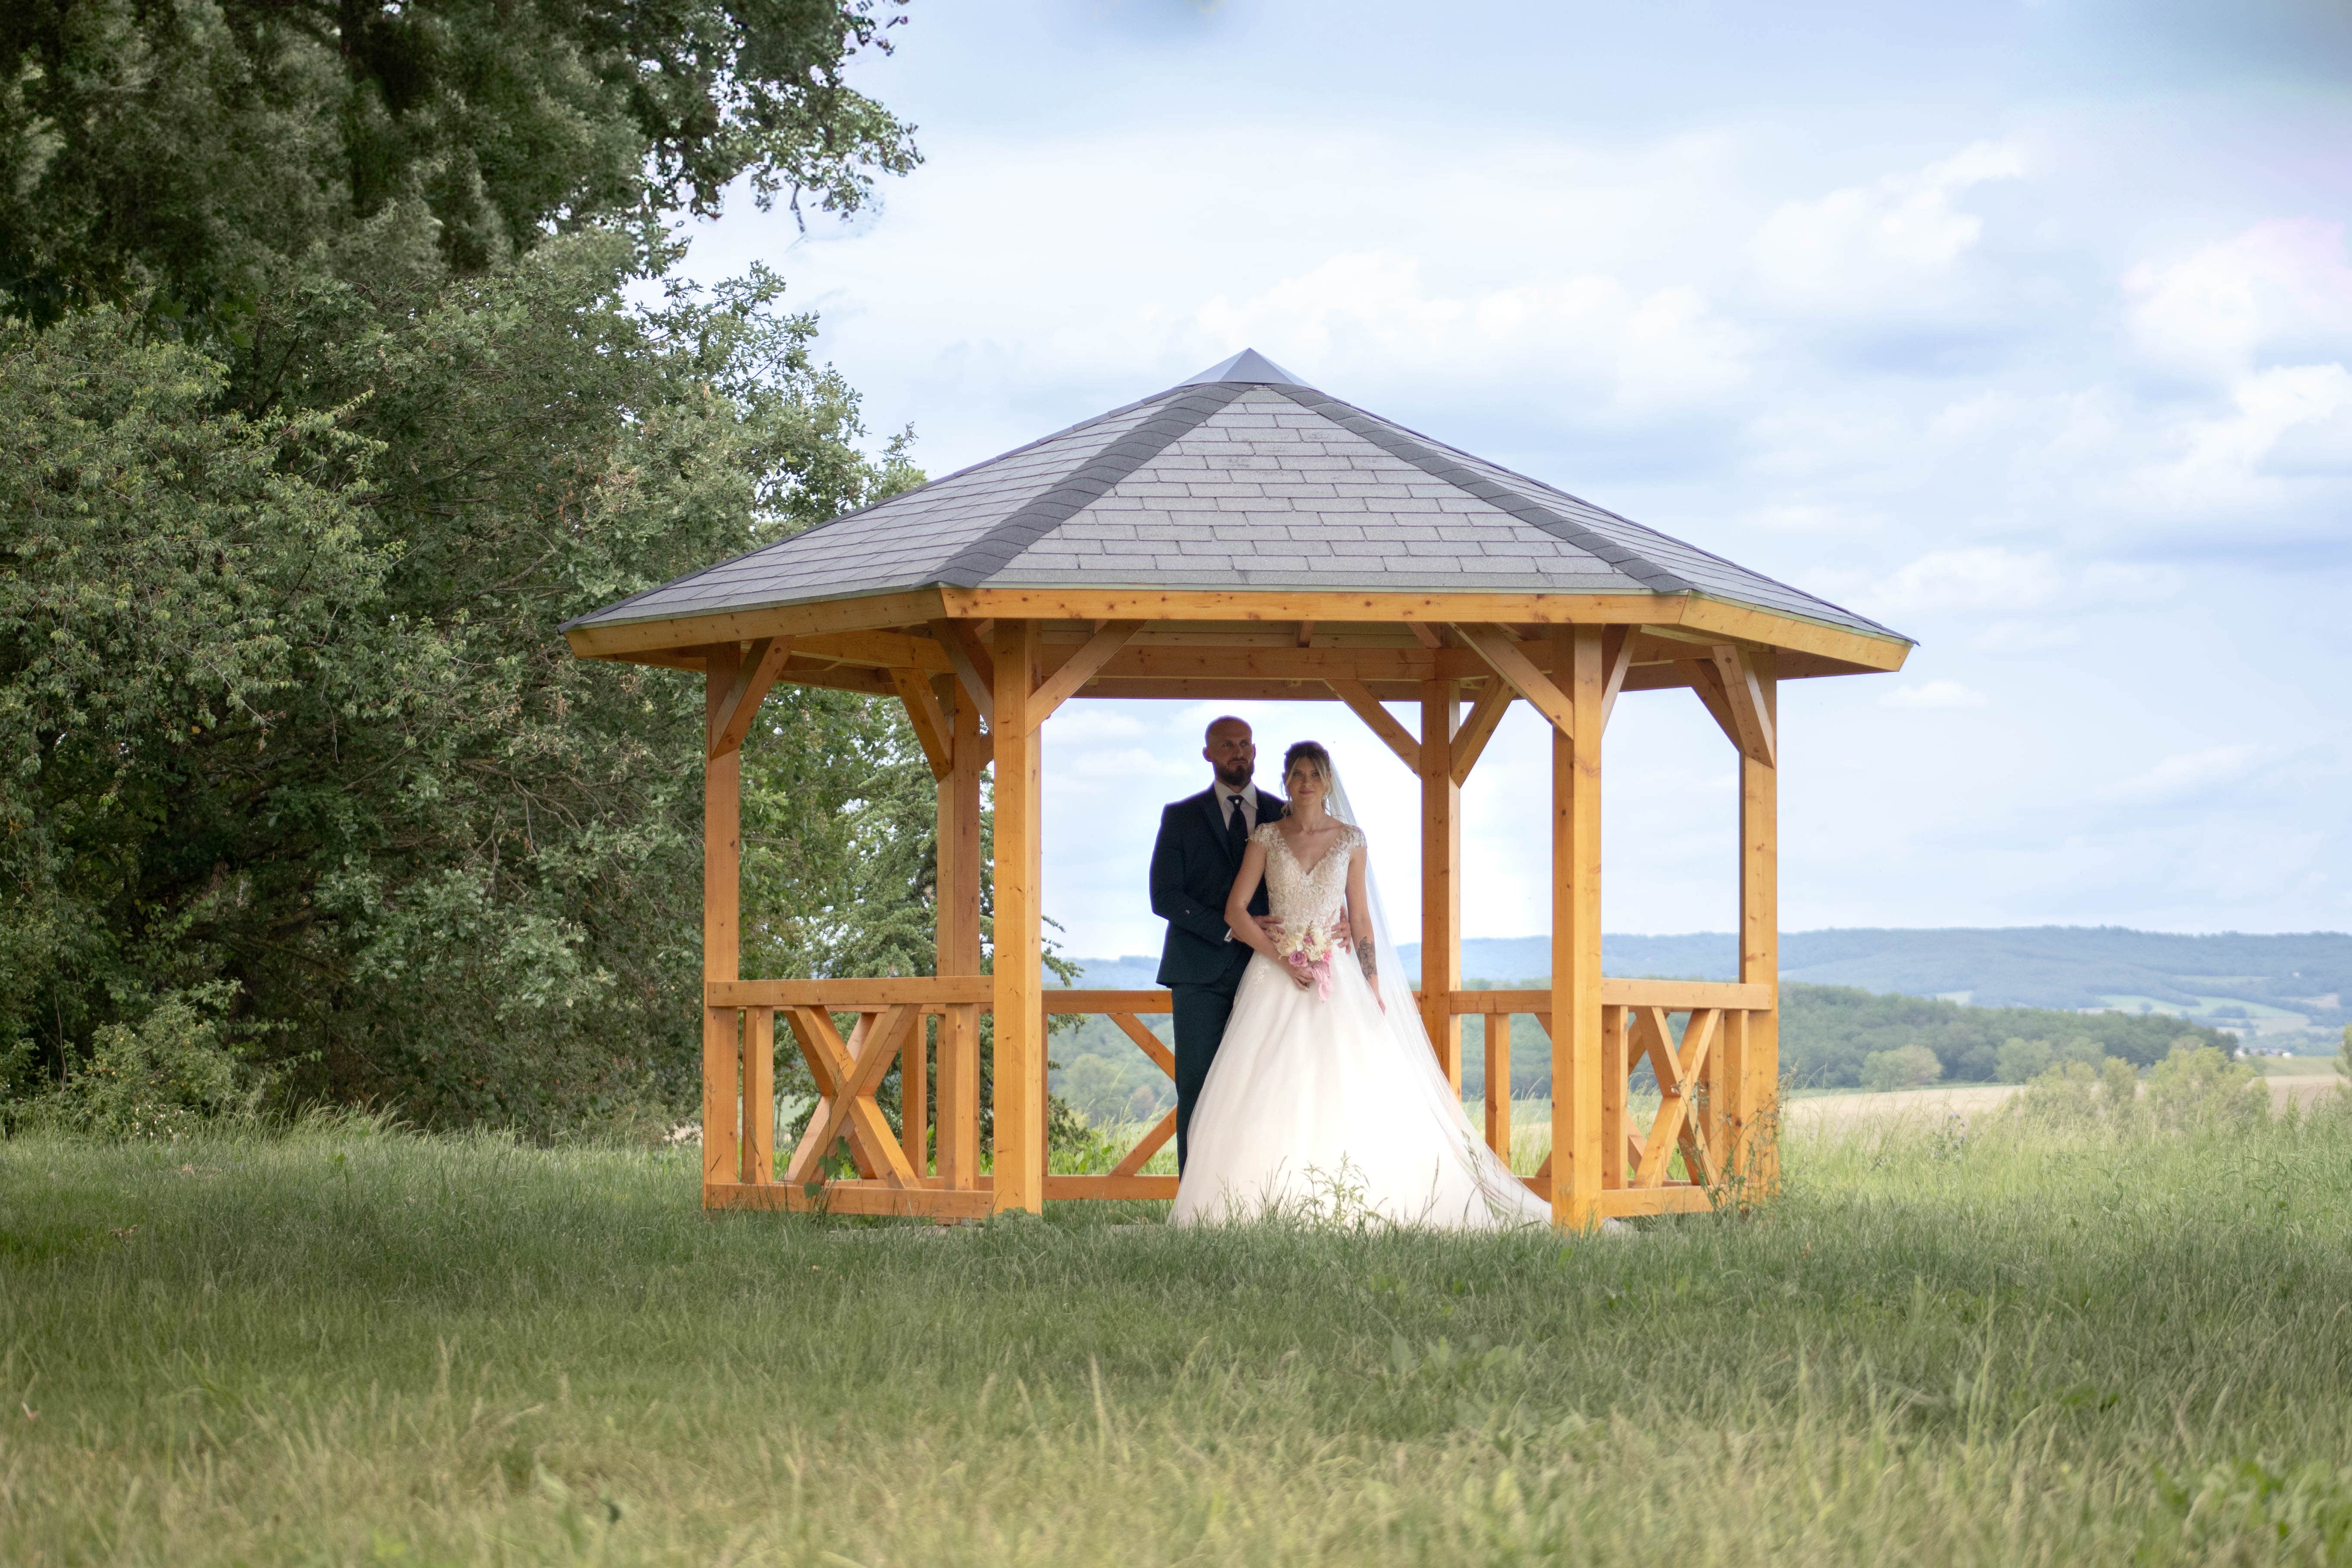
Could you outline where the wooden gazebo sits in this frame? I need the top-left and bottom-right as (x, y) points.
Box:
(563, 349), (1912, 1228)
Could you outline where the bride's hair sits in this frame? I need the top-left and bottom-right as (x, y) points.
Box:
(1282, 741), (1333, 783)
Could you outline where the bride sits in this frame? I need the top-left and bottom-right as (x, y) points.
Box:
(1170, 741), (1554, 1228)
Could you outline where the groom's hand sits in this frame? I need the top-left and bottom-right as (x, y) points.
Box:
(1259, 917), (1284, 943)
(1331, 909), (1353, 949)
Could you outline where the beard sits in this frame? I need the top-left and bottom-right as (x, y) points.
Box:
(1214, 759), (1254, 791)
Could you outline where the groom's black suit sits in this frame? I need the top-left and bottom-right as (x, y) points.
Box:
(1151, 784), (1286, 1172)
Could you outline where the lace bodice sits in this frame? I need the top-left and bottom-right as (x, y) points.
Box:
(1254, 821), (1360, 933)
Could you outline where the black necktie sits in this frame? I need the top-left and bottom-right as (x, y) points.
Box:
(1226, 794), (1248, 858)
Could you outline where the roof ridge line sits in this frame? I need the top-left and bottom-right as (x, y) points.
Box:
(938, 382), (1253, 587)
(559, 385), (1191, 632)
(1267, 385), (1699, 597)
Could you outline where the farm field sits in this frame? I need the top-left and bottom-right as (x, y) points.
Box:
(3, 1100), (2350, 1567)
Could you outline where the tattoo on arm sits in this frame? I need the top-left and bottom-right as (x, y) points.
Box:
(1357, 944), (1377, 980)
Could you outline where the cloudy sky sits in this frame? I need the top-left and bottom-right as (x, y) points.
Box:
(682, 0), (2352, 958)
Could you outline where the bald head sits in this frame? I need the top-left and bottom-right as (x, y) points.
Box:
(1203, 717), (1255, 791)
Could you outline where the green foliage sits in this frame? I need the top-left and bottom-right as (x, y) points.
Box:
(39, 985), (259, 1138)
(0, 0), (916, 327)
(1782, 983), (2233, 1088)
(0, 0), (936, 1137)
(2147, 1044), (2270, 1135)
(1860, 1042), (1941, 1093)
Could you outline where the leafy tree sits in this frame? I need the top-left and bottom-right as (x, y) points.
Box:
(0, 0), (940, 1134)
(1860, 1044), (1941, 1093)
(1, 0), (916, 327)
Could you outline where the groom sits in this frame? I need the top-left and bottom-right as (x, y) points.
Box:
(1150, 716), (1285, 1173)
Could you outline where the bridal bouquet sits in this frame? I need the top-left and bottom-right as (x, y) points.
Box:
(1275, 923), (1341, 999)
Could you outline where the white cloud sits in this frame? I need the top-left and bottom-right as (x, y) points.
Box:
(1880, 680), (1990, 710)
(1973, 619), (2081, 654)
(1194, 253), (1752, 411)
(2106, 746), (2263, 804)
(2137, 362), (2352, 511)
(1870, 547), (2066, 613)
(1750, 141), (2027, 305)
(2125, 219), (2352, 379)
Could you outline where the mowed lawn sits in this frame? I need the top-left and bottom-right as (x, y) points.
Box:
(3, 1104), (2351, 1567)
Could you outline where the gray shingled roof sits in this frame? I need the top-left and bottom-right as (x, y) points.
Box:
(566, 353), (1907, 645)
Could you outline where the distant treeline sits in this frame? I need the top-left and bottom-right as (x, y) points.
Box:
(1774, 984), (2230, 1089)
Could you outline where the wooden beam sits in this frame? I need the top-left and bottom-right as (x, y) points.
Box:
(1483, 1013), (1510, 1162)
(1602, 1005), (1627, 1191)
(1093, 644), (1438, 684)
(743, 1005), (774, 1186)
(1738, 651), (1780, 1196)
(788, 628), (954, 673)
(1329, 678), (1421, 773)
(1026, 620), (1143, 728)
(702, 646), (743, 1196)
(566, 588), (949, 660)
(930, 618), (996, 725)
(1107, 1013), (1178, 1078)
(703, 1180), (997, 1219)
(1421, 680), (1461, 1094)
(1708, 644), (1776, 766)
(1599, 626), (1635, 733)
(1680, 656), (1745, 753)
(936, 683), (984, 1191)
(1445, 980), (1774, 1013)
(783, 1005), (922, 1187)
(991, 618), (1046, 1214)
(1296, 620), (1316, 647)
(1452, 623), (1577, 739)
(1448, 680), (1513, 786)
(1109, 1110), (1176, 1178)
(1408, 621), (1445, 649)
(888, 666), (955, 779)
(1551, 625), (1605, 1231)
(707, 637), (793, 758)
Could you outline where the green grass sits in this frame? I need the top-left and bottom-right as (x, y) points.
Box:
(4, 1101), (2352, 1566)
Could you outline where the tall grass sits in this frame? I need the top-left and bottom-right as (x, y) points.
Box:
(3, 1098), (2349, 1565)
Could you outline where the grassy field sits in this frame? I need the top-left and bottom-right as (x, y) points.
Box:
(4, 1098), (2351, 1566)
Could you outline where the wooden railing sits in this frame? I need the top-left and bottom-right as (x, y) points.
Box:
(700, 976), (1773, 1222)
(1448, 979), (1775, 1218)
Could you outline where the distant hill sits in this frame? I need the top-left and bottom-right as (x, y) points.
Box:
(1067, 927), (2352, 1042)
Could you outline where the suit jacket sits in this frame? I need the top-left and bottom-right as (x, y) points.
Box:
(1152, 786), (1288, 988)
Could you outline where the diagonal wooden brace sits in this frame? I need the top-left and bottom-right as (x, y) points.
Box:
(708, 637), (794, 758)
(889, 667), (954, 779)
(1028, 621), (1143, 728)
(1637, 1007), (1720, 1187)
(1327, 678), (1421, 772)
(929, 619), (996, 726)
(1448, 680), (1514, 786)
(784, 1006), (920, 1186)
(1451, 624), (1575, 739)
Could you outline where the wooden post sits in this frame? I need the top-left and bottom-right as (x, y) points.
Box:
(742, 1007), (774, 1184)
(1419, 680), (1461, 1094)
(703, 644), (743, 1196)
(990, 619), (1046, 1214)
(1737, 651), (1779, 1193)
(1601, 1004), (1627, 1191)
(1483, 1013), (1510, 1161)
(936, 680), (984, 1190)
(1549, 627), (1605, 1230)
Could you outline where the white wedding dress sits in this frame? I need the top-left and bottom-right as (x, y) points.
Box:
(1170, 820), (1554, 1229)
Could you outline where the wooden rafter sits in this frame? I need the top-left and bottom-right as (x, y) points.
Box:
(1599, 626), (1635, 732)
(1707, 644), (1776, 766)
(1327, 678), (1421, 772)
(929, 618), (996, 724)
(1025, 620), (1143, 729)
(706, 637), (793, 758)
(1295, 620), (1316, 647)
(1451, 623), (1576, 739)
(888, 667), (954, 779)
(1448, 680), (1514, 786)
(1680, 656), (1744, 753)
(1407, 622), (1445, 650)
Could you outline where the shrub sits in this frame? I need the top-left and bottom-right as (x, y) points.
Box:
(43, 987), (261, 1139)
(2098, 1055), (2147, 1134)
(2146, 1044), (2269, 1135)
(2008, 1060), (2102, 1130)
(1861, 1044), (1942, 1093)
(1996, 1036), (2051, 1083)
